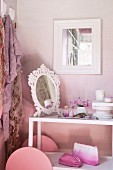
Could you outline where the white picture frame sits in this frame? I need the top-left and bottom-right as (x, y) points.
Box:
(53, 19), (101, 74)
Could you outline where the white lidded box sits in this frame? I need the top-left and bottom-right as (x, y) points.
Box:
(92, 101), (113, 119)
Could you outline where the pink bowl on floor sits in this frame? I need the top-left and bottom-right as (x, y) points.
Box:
(22, 135), (58, 152)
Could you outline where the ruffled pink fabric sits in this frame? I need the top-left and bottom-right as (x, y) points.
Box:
(0, 17), (5, 121)
(3, 15), (23, 141)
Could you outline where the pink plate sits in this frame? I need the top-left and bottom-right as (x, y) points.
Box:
(22, 135), (58, 152)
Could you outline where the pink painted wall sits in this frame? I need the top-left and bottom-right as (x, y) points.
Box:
(17, 0), (113, 156)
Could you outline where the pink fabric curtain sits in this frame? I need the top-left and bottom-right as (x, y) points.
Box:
(0, 15), (23, 157)
(7, 71), (23, 157)
(3, 16), (23, 142)
(0, 17), (6, 122)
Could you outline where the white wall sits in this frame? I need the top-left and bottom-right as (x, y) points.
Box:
(17, 0), (113, 156)
(0, 0), (17, 18)
(17, 0), (113, 103)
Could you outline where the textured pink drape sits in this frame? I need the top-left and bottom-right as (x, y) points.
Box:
(1, 15), (23, 157)
(0, 17), (6, 121)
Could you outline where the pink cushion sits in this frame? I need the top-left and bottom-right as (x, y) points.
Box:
(6, 147), (52, 170)
(22, 135), (58, 152)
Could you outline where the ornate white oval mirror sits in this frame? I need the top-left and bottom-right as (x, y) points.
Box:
(28, 64), (60, 117)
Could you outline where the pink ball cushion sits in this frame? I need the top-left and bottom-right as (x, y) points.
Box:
(22, 135), (58, 152)
(6, 147), (52, 170)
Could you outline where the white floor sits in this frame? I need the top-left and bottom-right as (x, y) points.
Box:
(47, 152), (113, 170)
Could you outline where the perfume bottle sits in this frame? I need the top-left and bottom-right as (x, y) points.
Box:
(63, 106), (69, 117)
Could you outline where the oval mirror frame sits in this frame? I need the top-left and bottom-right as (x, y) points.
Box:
(28, 64), (60, 116)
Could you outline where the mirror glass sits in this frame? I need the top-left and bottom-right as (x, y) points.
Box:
(36, 75), (56, 109)
(62, 28), (92, 66)
(54, 19), (101, 74)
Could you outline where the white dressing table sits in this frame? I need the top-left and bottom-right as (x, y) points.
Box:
(28, 117), (113, 170)
(28, 64), (113, 169)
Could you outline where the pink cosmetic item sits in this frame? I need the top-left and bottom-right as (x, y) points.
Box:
(59, 153), (83, 167)
(73, 143), (99, 166)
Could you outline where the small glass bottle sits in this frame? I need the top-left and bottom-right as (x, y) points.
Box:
(69, 109), (74, 117)
(63, 106), (69, 117)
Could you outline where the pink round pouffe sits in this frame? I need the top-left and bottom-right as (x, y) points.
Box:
(6, 147), (52, 170)
(22, 135), (58, 152)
